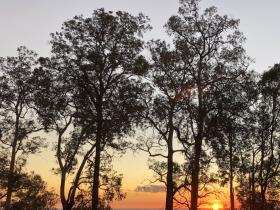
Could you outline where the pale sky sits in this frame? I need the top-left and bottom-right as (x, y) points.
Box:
(1, 0), (280, 208)
(1, 0), (280, 71)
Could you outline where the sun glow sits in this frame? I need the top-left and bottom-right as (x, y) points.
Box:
(212, 203), (220, 210)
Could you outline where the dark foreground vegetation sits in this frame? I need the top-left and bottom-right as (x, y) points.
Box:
(1, 0), (280, 210)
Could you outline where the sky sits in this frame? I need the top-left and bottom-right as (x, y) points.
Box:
(1, 0), (280, 208)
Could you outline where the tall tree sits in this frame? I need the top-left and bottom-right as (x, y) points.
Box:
(0, 47), (45, 210)
(165, 0), (250, 209)
(33, 63), (96, 210)
(47, 9), (150, 210)
(137, 39), (193, 210)
(237, 64), (280, 210)
(208, 72), (257, 210)
(257, 64), (280, 210)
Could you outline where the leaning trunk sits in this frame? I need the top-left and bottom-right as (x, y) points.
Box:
(67, 145), (95, 210)
(92, 134), (101, 210)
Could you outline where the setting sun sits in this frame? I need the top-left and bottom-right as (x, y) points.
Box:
(212, 203), (220, 210)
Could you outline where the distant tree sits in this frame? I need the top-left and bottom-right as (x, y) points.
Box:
(9, 172), (57, 210)
(47, 9), (150, 210)
(0, 46), (45, 210)
(165, 0), (250, 209)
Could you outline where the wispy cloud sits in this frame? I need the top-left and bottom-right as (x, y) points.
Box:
(135, 185), (166, 193)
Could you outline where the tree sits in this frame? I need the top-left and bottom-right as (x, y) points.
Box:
(33, 59), (96, 210)
(47, 9), (150, 210)
(72, 153), (126, 210)
(165, 0), (250, 209)
(0, 46), (45, 210)
(237, 64), (280, 210)
(207, 72), (257, 210)
(257, 64), (280, 210)
(136, 39), (192, 210)
(9, 172), (57, 210)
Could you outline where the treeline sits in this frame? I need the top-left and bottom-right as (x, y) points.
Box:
(0, 0), (280, 210)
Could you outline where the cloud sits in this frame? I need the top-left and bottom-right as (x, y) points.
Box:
(135, 185), (166, 193)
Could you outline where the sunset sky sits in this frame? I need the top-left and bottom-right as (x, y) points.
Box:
(1, 0), (280, 208)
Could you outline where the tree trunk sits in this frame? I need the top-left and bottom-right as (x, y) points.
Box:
(92, 137), (101, 210)
(4, 114), (19, 210)
(259, 135), (265, 210)
(229, 180), (234, 210)
(60, 171), (69, 210)
(229, 135), (235, 210)
(165, 119), (174, 210)
(260, 190), (266, 210)
(251, 151), (256, 210)
(63, 203), (73, 210)
(190, 82), (204, 210)
(190, 136), (202, 210)
(92, 109), (103, 210)
(4, 143), (16, 210)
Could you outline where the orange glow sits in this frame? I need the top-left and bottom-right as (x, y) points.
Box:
(112, 191), (166, 208)
(211, 202), (224, 210)
(212, 203), (220, 210)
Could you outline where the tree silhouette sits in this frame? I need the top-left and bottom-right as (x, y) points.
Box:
(208, 71), (257, 210)
(47, 9), (150, 210)
(136, 39), (193, 210)
(0, 46), (45, 210)
(33, 62), (96, 210)
(165, 0), (250, 209)
(70, 153), (126, 210)
(237, 64), (280, 210)
(258, 64), (280, 209)
(9, 172), (57, 210)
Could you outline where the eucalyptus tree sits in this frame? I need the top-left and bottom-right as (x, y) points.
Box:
(8, 172), (57, 210)
(207, 71), (257, 210)
(137, 39), (191, 210)
(256, 64), (280, 210)
(235, 65), (280, 210)
(47, 9), (150, 209)
(33, 62), (96, 210)
(239, 64), (280, 210)
(0, 47), (45, 210)
(165, 0), (250, 209)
